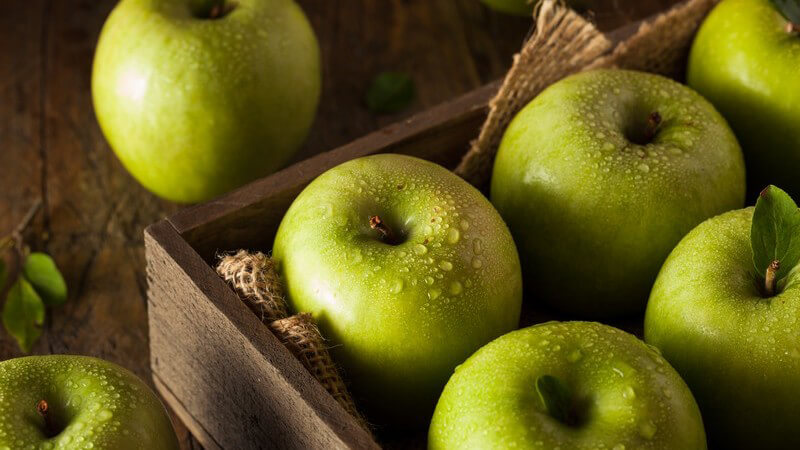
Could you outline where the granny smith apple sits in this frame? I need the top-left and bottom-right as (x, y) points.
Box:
(273, 154), (523, 426)
(92, 0), (321, 203)
(429, 321), (707, 449)
(0, 355), (179, 449)
(688, 0), (800, 196)
(491, 69), (745, 317)
(645, 186), (800, 449)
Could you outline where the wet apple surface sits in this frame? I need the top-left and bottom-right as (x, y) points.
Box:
(273, 154), (523, 426)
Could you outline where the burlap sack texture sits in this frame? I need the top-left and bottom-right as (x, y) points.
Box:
(454, 0), (718, 187)
(216, 250), (371, 432)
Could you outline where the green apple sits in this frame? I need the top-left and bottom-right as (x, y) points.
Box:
(0, 355), (178, 449)
(273, 154), (523, 426)
(687, 0), (800, 196)
(92, 0), (320, 203)
(429, 321), (706, 449)
(645, 186), (800, 449)
(491, 69), (745, 317)
(480, 0), (532, 16)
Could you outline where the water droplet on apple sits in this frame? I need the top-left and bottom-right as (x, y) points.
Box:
(390, 279), (404, 294)
(637, 163), (650, 173)
(423, 225), (433, 236)
(613, 444), (625, 450)
(460, 219), (470, 230)
(638, 420), (657, 439)
(97, 409), (113, 422)
(449, 281), (463, 295)
(413, 244), (428, 255)
(438, 261), (453, 271)
(471, 257), (483, 269)
(472, 238), (483, 255)
(424, 276), (434, 285)
(623, 386), (636, 399)
(446, 228), (460, 244)
(428, 288), (442, 300)
(567, 349), (582, 362)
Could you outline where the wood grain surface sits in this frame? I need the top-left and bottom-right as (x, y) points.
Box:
(0, 2), (532, 448)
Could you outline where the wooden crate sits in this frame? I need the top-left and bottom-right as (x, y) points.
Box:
(145, 1), (706, 448)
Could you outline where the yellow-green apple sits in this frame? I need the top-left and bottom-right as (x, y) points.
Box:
(687, 0), (800, 196)
(0, 355), (178, 449)
(429, 321), (707, 449)
(645, 185), (800, 449)
(273, 154), (523, 426)
(491, 69), (745, 317)
(92, 0), (320, 203)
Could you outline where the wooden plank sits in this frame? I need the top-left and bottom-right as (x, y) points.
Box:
(146, 220), (379, 449)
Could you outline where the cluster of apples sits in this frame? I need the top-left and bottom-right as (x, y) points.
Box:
(274, 0), (800, 449)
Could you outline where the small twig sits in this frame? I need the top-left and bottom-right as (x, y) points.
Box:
(1, 199), (42, 254)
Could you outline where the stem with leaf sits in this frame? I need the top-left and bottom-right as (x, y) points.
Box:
(751, 185), (800, 297)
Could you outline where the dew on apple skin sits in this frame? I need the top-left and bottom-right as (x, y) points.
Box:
(449, 281), (463, 296)
(638, 420), (657, 439)
(438, 261), (453, 271)
(446, 228), (460, 244)
(428, 288), (442, 300)
(413, 244), (428, 255)
(390, 279), (404, 294)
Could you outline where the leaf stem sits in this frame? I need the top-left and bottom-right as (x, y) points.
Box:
(765, 260), (780, 297)
(2, 199), (43, 248)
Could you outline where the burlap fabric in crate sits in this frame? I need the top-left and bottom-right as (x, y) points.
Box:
(454, 0), (718, 186)
(216, 251), (370, 432)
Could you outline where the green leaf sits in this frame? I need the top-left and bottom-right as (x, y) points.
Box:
(365, 72), (415, 114)
(751, 185), (800, 285)
(2, 277), (45, 353)
(771, 0), (800, 25)
(23, 252), (67, 306)
(536, 374), (573, 424)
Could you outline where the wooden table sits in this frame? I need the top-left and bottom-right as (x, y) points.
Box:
(0, 1), (673, 448)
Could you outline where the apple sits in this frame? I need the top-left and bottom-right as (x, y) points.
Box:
(0, 355), (179, 449)
(490, 69), (745, 317)
(273, 154), (523, 426)
(687, 0), (800, 196)
(645, 186), (800, 449)
(92, 0), (321, 203)
(429, 321), (707, 449)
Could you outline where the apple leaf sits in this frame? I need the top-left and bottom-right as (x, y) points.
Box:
(771, 0), (800, 25)
(22, 252), (67, 306)
(365, 72), (415, 114)
(2, 276), (45, 353)
(751, 185), (800, 288)
(536, 374), (573, 424)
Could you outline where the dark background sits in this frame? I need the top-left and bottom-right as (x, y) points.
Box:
(0, 1), (670, 447)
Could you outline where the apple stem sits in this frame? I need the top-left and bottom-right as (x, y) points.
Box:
(643, 111), (662, 142)
(36, 399), (57, 437)
(785, 22), (800, 34)
(369, 215), (396, 243)
(765, 260), (780, 296)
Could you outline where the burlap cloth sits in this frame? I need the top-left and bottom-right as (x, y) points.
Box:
(216, 251), (371, 432)
(454, 0), (718, 186)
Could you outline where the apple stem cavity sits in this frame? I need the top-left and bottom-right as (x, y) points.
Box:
(785, 22), (800, 34)
(369, 215), (400, 245)
(192, 0), (236, 19)
(765, 259), (780, 296)
(643, 111), (662, 142)
(36, 399), (58, 438)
